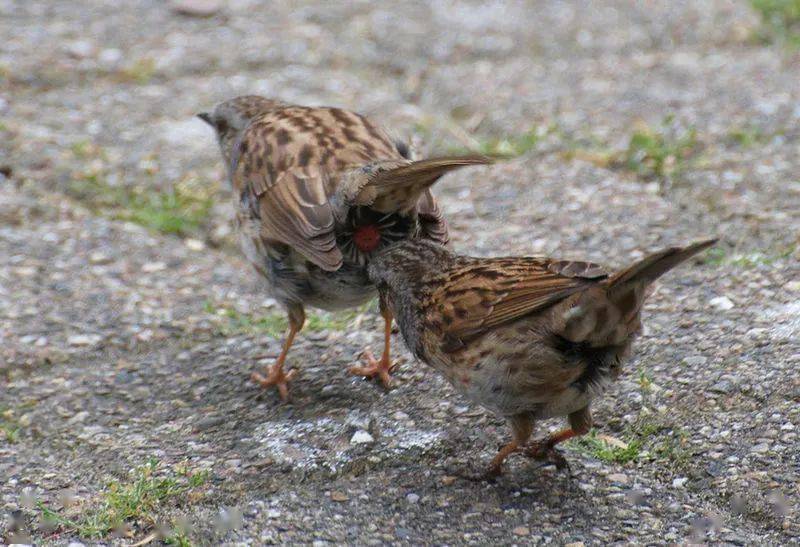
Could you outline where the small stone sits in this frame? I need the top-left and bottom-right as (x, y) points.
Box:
(512, 526), (530, 536)
(141, 261), (166, 273)
(99, 48), (123, 66)
(607, 473), (628, 484)
(683, 355), (708, 367)
(66, 40), (94, 59)
(751, 443), (770, 453)
(565, 542), (585, 547)
(330, 491), (349, 502)
(709, 296), (734, 311)
(186, 238), (206, 251)
(350, 430), (374, 445)
(171, 0), (222, 17)
(68, 542), (87, 547)
(68, 334), (101, 346)
(406, 493), (420, 504)
(441, 476), (457, 486)
(89, 251), (112, 264)
(710, 380), (734, 394)
(672, 477), (688, 488)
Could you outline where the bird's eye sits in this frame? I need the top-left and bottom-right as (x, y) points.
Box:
(216, 119), (229, 134)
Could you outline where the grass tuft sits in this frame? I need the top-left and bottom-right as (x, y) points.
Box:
(0, 408), (21, 444)
(37, 459), (208, 540)
(67, 175), (213, 237)
(205, 300), (375, 337)
(619, 117), (698, 180)
(118, 58), (157, 84)
(570, 430), (642, 464)
(701, 245), (796, 268)
(750, 0), (800, 46)
(568, 417), (693, 468)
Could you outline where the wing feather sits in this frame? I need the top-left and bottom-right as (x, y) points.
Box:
(430, 258), (608, 347)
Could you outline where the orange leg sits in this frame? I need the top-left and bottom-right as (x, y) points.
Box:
(251, 304), (304, 401)
(485, 416), (533, 477)
(349, 303), (395, 388)
(524, 407), (592, 469)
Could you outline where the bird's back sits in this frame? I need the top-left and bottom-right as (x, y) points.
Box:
(233, 104), (404, 198)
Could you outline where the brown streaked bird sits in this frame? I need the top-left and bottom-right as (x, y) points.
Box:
(198, 95), (491, 400)
(368, 238), (717, 475)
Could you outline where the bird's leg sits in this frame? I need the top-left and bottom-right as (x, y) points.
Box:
(251, 304), (305, 401)
(524, 406), (592, 469)
(485, 415), (533, 478)
(349, 297), (396, 388)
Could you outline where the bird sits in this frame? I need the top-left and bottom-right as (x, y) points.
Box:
(367, 237), (717, 476)
(198, 95), (492, 400)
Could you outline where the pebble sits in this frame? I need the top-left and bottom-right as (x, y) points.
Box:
(672, 477), (688, 488)
(171, 0), (222, 17)
(751, 443), (770, 453)
(607, 473), (628, 484)
(709, 296), (734, 311)
(350, 430), (375, 445)
(330, 491), (349, 502)
(98, 48), (123, 66)
(406, 493), (420, 504)
(512, 526), (530, 536)
(141, 261), (166, 273)
(710, 380), (734, 394)
(65, 40), (94, 59)
(67, 334), (102, 346)
(683, 356), (708, 367)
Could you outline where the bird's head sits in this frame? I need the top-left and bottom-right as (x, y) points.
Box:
(197, 95), (279, 167)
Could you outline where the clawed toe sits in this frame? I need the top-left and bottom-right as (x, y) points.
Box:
(251, 366), (297, 402)
(349, 348), (396, 389)
(523, 442), (570, 470)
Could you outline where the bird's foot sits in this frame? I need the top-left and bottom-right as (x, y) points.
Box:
(523, 441), (570, 470)
(349, 348), (396, 389)
(251, 363), (297, 402)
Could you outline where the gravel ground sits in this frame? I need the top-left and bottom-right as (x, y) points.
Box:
(2, 0), (799, 545)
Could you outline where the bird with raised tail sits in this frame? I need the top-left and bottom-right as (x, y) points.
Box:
(199, 95), (492, 400)
(367, 238), (717, 475)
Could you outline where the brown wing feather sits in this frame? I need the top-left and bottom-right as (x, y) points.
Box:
(430, 258), (607, 346)
(231, 105), (407, 271)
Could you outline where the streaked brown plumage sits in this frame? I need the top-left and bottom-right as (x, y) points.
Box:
(368, 238), (717, 475)
(199, 95), (491, 400)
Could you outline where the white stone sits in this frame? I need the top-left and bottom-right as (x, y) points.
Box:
(186, 238), (206, 251)
(99, 48), (123, 66)
(683, 355), (708, 367)
(672, 477), (688, 488)
(709, 296), (734, 311)
(67, 334), (101, 346)
(406, 493), (420, 503)
(350, 430), (374, 445)
(141, 261), (166, 273)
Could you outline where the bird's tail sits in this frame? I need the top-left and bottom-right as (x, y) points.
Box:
(561, 238), (717, 346)
(607, 238), (718, 293)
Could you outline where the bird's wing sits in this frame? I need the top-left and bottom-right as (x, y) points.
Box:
(232, 117), (334, 271)
(342, 155), (493, 215)
(231, 105), (412, 271)
(428, 257), (608, 351)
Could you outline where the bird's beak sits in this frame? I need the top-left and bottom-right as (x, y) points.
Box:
(196, 112), (213, 126)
